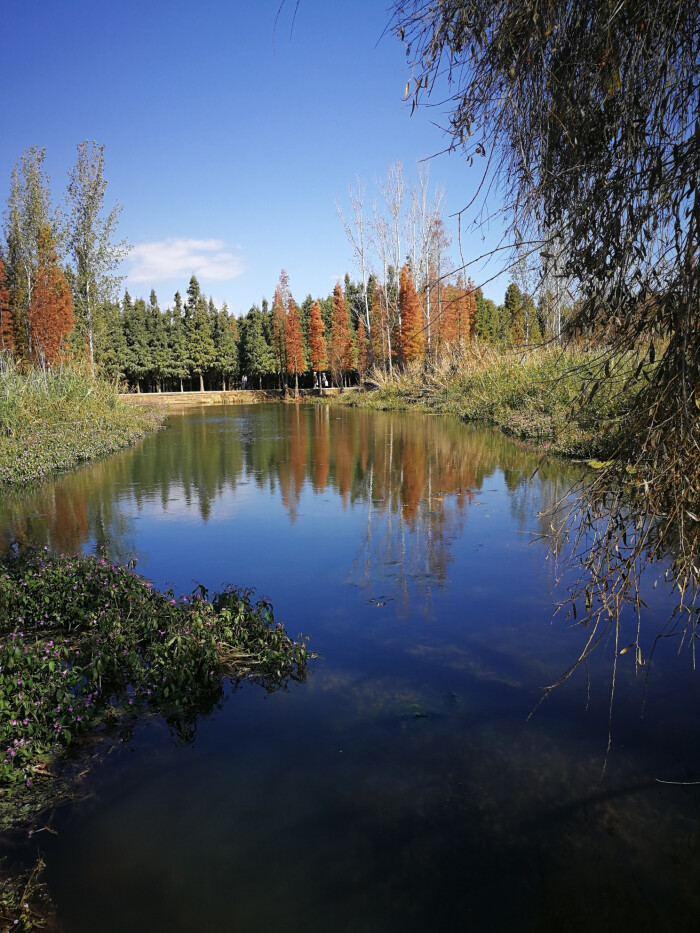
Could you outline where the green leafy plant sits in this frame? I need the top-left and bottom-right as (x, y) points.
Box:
(0, 547), (309, 800)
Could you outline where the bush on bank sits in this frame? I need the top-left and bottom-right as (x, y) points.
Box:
(0, 358), (165, 487)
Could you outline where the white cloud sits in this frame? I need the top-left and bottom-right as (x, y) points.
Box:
(128, 238), (245, 283)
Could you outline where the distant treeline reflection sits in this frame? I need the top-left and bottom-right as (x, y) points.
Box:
(0, 405), (579, 561)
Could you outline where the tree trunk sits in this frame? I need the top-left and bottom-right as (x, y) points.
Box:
(199, 372), (204, 392)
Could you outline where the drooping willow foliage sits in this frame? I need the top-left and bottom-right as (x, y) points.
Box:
(391, 1), (699, 657)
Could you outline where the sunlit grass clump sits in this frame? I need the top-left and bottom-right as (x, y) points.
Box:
(0, 356), (165, 486)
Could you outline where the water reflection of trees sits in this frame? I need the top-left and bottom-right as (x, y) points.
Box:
(0, 405), (580, 578)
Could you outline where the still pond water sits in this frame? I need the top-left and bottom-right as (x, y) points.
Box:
(2, 403), (700, 931)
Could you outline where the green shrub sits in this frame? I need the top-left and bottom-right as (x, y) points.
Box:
(0, 549), (309, 800)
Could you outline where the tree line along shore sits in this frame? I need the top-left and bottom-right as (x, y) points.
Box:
(1, 146), (564, 399)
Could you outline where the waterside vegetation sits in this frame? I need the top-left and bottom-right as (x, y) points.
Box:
(0, 357), (165, 488)
(0, 547), (308, 808)
(338, 343), (648, 461)
(0, 546), (308, 927)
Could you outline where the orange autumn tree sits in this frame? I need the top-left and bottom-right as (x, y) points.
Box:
(370, 285), (388, 371)
(459, 277), (477, 345)
(356, 317), (370, 381)
(0, 257), (14, 354)
(438, 283), (460, 350)
(398, 264), (424, 367)
(272, 269), (289, 389)
(308, 299), (327, 386)
(435, 275), (477, 354)
(27, 225), (74, 366)
(285, 295), (305, 395)
(329, 283), (352, 387)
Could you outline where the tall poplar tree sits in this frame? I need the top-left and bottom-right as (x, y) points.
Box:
(66, 141), (129, 375)
(3, 147), (55, 359)
(337, 177), (373, 366)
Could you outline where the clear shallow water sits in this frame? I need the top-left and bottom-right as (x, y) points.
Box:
(2, 404), (700, 931)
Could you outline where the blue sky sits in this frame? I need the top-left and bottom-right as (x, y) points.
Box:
(1, 0), (510, 315)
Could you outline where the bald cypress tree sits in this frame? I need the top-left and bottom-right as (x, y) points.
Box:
(329, 283), (352, 387)
(0, 257), (14, 355)
(308, 299), (327, 387)
(271, 270), (290, 390)
(398, 265), (423, 367)
(27, 225), (74, 366)
(356, 317), (370, 381)
(285, 297), (305, 395)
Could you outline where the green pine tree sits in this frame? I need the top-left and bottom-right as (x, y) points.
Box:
(504, 283), (524, 345)
(474, 291), (500, 344)
(240, 306), (274, 389)
(148, 290), (169, 391)
(185, 276), (215, 391)
(522, 294), (541, 345)
(95, 300), (127, 384)
(122, 292), (151, 391)
(213, 302), (239, 390)
(166, 291), (190, 391)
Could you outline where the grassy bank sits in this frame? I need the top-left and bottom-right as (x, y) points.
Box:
(339, 345), (644, 459)
(0, 359), (166, 487)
